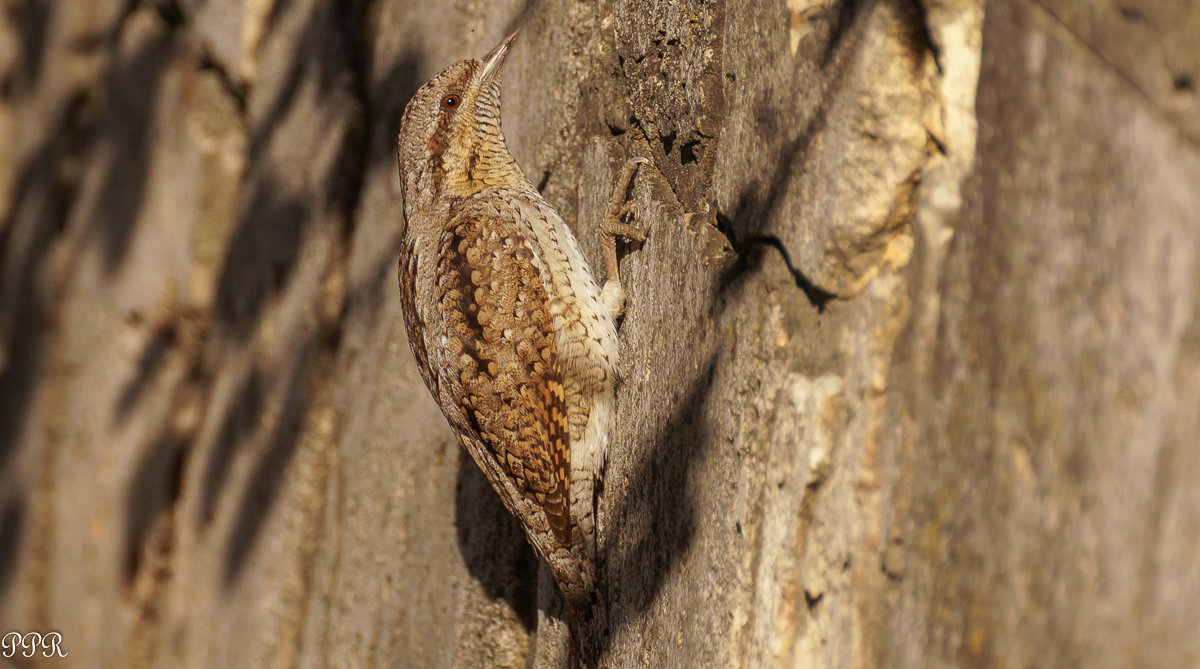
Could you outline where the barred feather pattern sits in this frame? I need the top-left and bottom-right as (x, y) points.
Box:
(395, 33), (621, 621)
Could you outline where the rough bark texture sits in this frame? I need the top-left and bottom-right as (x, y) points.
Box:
(1, 0), (1197, 667)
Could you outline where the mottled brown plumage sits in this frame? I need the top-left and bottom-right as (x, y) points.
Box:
(395, 31), (646, 664)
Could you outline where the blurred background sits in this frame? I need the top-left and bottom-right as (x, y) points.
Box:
(1, 0), (1198, 667)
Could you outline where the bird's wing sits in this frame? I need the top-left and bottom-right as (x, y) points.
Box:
(399, 240), (440, 401)
(432, 209), (571, 543)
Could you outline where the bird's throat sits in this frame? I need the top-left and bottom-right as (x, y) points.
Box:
(443, 133), (526, 195)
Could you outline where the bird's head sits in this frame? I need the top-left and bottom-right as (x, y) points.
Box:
(396, 31), (522, 221)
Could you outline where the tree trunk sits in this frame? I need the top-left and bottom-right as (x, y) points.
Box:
(2, 0), (1197, 667)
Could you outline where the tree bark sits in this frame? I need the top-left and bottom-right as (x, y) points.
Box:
(1, 0), (1197, 667)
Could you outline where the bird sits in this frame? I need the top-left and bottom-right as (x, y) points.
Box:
(395, 30), (647, 663)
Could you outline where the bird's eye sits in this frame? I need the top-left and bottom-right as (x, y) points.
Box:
(440, 94), (461, 111)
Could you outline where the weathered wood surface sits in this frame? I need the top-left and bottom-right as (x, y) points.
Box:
(1, 0), (1197, 666)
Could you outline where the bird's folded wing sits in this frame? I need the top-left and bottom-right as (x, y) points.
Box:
(432, 210), (571, 543)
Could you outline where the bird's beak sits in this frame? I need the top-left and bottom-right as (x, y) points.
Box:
(479, 30), (519, 83)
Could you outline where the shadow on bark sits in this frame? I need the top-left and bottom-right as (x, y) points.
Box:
(198, 367), (265, 528)
(602, 357), (719, 639)
(123, 428), (187, 583)
(221, 352), (312, 586)
(713, 0), (876, 308)
(116, 321), (179, 420)
(89, 27), (173, 275)
(121, 0), (427, 591)
(455, 455), (540, 632)
(2, 4), (173, 603)
(0, 497), (24, 604)
(0, 0), (50, 99)
(0, 91), (90, 481)
(213, 179), (312, 341)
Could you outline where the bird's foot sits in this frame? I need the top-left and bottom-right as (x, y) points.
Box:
(599, 157), (649, 318)
(600, 157), (650, 283)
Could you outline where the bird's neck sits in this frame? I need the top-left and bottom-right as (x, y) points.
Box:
(443, 130), (529, 195)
